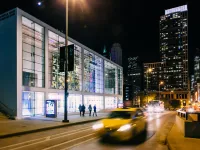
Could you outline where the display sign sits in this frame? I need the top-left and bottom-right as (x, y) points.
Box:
(118, 103), (124, 108)
(45, 100), (57, 118)
(165, 5), (187, 15)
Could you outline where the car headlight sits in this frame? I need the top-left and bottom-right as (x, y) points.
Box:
(148, 107), (153, 111)
(117, 124), (131, 132)
(188, 108), (194, 112)
(155, 107), (160, 111)
(92, 122), (104, 130)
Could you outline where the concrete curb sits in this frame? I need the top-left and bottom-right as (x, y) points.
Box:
(166, 124), (175, 150)
(0, 118), (104, 139)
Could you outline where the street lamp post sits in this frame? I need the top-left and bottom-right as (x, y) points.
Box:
(159, 81), (164, 101)
(146, 68), (152, 103)
(63, 0), (69, 122)
(170, 90), (174, 100)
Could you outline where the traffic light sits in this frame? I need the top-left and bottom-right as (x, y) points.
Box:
(67, 44), (74, 71)
(59, 46), (65, 72)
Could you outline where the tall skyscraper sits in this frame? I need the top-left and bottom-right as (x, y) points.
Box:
(160, 4), (188, 90)
(110, 43), (122, 66)
(127, 56), (142, 90)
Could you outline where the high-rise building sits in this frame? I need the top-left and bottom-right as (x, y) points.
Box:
(194, 48), (200, 83)
(127, 56), (142, 90)
(160, 4), (188, 90)
(110, 43), (122, 66)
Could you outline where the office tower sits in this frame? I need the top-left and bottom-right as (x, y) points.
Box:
(127, 56), (142, 90)
(160, 5), (188, 90)
(110, 43), (122, 66)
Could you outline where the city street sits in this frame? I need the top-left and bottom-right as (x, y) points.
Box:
(0, 111), (176, 150)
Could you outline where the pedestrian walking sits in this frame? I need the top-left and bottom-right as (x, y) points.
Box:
(82, 104), (86, 116)
(88, 104), (92, 116)
(78, 104), (82, 116)
(93, 104), (97, 116)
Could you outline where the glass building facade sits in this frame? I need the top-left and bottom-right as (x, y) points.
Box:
(19, 14), (123, 117)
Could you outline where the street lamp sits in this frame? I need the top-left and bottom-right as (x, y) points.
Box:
(159, 81), (164, 101)
(62, 0), (69, 122)
(146, 68), (152, 103)
(170, 90), (174, 100)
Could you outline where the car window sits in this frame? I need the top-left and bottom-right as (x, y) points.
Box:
(108, 111), (133, 119)
(135, 109), (144, 117)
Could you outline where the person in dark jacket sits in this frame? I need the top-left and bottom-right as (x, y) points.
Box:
(81, 104), (86, 116)
(88, 104), (92, 116)
(93, 104), (97, 116)
(78, 104), (82, 116)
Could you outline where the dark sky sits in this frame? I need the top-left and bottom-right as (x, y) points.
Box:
(0, 0), (199, 74)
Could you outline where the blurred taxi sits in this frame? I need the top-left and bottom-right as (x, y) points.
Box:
(92, 107), (147, 141)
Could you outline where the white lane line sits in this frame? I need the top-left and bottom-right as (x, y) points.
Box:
(61, 137), (98, 150)
(42, 133), (95, 150)
(9, 129), (93, 150)
(0, 127), (92, 150)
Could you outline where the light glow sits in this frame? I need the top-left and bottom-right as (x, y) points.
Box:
(117, 124), (131, 132)
(165, 5), (187, 15)
(92, 122), (104, 130)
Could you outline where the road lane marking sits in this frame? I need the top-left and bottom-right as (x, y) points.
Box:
(42, 133), (95, 150)
(61, 137), (98, 150)
(7, 129), (93, 150)
(0, 126), (92, 150)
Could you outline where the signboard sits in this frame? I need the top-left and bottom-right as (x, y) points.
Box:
(45, 100), (57, 118)
(165, 5), (187, 15)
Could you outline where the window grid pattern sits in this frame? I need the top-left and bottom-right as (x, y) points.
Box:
(48, 31), (82, 91)
(22, 16), (45, 88)
(104, 61), (117, 94)
(83, 50), (103, 93)
(118, 68), (123, 95)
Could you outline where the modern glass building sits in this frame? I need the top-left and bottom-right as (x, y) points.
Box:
(0, 8), (123, 119)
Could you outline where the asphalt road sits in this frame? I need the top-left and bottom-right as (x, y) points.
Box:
(0, 111), (176, 150)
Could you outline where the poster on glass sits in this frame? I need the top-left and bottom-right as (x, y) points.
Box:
(45, 100), (57, 118)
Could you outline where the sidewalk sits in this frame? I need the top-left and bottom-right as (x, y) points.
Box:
(0, 112), (108, 138)
(167, 123), (200, 150)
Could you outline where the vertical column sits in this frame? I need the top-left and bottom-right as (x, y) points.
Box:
(81, 47), (84, 104)
(16, 10), (23, 119)
(45, 28), (49, 91)
(103, 60), (105, 109)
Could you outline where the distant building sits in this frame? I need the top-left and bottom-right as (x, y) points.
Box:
(127, 56), (142, 90)
(102, 45), (110, 59)
(123, 76), (140, 105)
(194, 48), (200, 83)
(191, 75), (194, 91)
(143, 62), (166, 91)
(110, 43), (122, 66)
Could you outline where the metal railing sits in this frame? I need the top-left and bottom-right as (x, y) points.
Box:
(0, 101), (15, 120)
(177, 110), (200, 121)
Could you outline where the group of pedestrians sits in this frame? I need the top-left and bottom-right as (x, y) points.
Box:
(78, 104), (97, 117)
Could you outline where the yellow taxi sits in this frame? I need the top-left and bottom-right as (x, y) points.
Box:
(92, 107), (147, 141)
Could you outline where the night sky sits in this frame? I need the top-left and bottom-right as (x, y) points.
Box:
(0, 0), (199, 74)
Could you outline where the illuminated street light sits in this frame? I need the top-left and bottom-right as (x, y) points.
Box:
(37, 1), (42, 6)
(159, 81), (164, 101)
(170, 90), (174, 100)
(146, 68), (152, 103)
